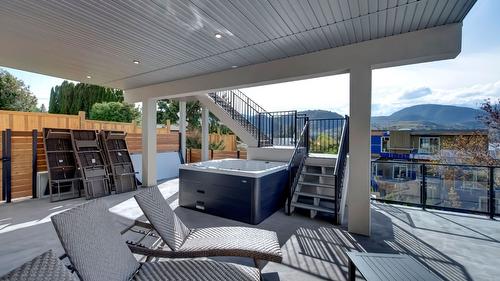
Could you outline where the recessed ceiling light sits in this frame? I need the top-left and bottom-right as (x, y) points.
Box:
(86, 75), (92, 79)
(231, 65), (238, 68)
(133, 60), (140, 64)
(214, 33), (222, 39)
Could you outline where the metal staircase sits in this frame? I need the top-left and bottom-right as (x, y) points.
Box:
(286, 116), (349, 224)
(290, 157), (337, 218)
(207, 91), (273, 147)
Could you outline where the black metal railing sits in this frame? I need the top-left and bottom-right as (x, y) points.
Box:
(286, 118), (309, 215)
(371, 160), (500, 218)
(308, 118), (346, 154)
(209, 90), (273, 146)
(209, 90), (347, 152)
(268, 111), (300, 146)
(333, 115), (349, 224)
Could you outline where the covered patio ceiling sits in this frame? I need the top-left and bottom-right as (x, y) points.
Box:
(0, 0), (475, 92)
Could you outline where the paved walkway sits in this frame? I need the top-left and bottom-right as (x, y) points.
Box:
(0, 178), (499, 280)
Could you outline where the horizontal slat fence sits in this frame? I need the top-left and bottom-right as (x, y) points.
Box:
(0, 110), (171, 134)
(1, 130), (180, 201)
(186, 149), (247, 163)
(10, 131), (33, 199)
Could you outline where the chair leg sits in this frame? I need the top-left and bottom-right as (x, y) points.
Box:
(348, 259), (356, 281)
(253, 258), (262, 280)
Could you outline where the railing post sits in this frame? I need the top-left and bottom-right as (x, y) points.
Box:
(490, 167), (495, 219)
(294, 111), (298, 146)
(271, 115), (274, 146)
(421, 164), (427, 210)
(257, 113), (261, 147)
(32, 129), (38, 198)
(231, 92), (235, 119)
(2, 129), (12, 203)
(306, 118), (310, 154)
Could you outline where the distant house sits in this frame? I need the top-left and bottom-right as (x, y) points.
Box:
(371, 129), (489, 161)
(371, 129), (490, 184)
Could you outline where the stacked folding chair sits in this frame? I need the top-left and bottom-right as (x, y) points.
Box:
(99, 130), (138, 193)
(43, 128), (82, 202)
(70, 130), (110, 199)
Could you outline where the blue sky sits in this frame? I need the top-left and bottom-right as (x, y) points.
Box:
(243, 0), (500, 115)
(1, 0), (499, 116)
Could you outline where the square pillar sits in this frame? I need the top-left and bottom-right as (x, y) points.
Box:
(201, 106), (209, 161)
(348, 65), (372, 236)
(179, 101), (187, 162)
(142, 98), (157, 187)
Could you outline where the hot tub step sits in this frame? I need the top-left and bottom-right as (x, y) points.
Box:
(295, 191), (335, 200)
(290, 202), (335, 214)
(300, 172), (335, 178)
(298, 181), (335, 188)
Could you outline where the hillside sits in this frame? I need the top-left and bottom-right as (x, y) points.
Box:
(299, 110), (343, 119)
(371, 104), (485, 130)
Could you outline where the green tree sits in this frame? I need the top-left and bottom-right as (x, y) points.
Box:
(157, 99), (179, 125)
(48, 81), (124, 116)
(89, 102), (140, 123)
(156, 99), (203, 130)
(0, 70), (38, 111)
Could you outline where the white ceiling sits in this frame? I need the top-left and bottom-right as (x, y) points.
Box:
(0, 0), (476, 90)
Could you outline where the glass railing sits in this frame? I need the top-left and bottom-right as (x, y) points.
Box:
(371, 160), (499, 218)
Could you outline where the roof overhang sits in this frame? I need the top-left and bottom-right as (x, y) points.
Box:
(125, 23), (462, 102)
(0, 0), (475, 102)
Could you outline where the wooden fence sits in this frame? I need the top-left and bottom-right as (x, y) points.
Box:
(186, 149), (247, 163)
(0, 110), (239, 201)
(1, 129), (180, 201)
(0, 110), (172, 134)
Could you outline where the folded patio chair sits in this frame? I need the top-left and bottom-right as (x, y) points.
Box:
(131, 186), (283, 264)
(0, 250), (76, 281)
(51, 199), (260, 281)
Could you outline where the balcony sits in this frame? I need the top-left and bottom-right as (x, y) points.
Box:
(1, 178), (499, 280)
(372, 161), (500, 218)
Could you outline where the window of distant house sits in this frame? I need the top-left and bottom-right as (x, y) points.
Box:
(381, 137), (390, 152)
(392, 164), (408, 180)
(419, 137), (440, 154)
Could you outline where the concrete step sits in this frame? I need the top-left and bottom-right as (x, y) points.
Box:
(295, 191), (335, 200)
(300, 172), (335, 178)
(305, 157), (336, 168)
(290, 202), (335, 214)
(299, 181), (335, 188)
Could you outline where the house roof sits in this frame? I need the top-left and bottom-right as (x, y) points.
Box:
(408, 129), (488, 136)
(0, 0), (476, 91)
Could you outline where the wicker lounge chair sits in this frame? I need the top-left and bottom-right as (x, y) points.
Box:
(0, 250), (76, 281)
(51, 200), (260, 281)
(130, 186), (283, 264)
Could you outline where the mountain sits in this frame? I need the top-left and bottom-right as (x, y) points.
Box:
(371, 104), (485, 130)
(299, 110), (343, 119)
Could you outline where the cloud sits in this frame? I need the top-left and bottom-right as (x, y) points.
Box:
(371, 80), (500, 116)
(400, 87), (432, 100)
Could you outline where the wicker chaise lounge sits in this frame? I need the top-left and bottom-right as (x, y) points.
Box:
(51, 200), (260, 281)
(0, 250), (77, 281)
(130, 187), (283, 264)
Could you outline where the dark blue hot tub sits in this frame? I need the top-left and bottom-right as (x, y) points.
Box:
(179, 159), (289, 225)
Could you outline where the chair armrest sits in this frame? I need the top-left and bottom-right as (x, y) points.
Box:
(127, 244), (178, 259)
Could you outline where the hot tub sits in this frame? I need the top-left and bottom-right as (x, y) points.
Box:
(179, 159), (289, 224)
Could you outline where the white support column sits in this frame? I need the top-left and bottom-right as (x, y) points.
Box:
(179, 101), (187, 162)
(142, 98), (157, 187)
(201, 106), (210, 161)
(348, 65), (372, 236)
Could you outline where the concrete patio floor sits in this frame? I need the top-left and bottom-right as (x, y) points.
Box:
(0, 178), (498, 281)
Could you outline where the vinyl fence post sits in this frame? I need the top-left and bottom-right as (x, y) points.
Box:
(32, 129), (38, 198)
(490, 167), (495, 219)
(421, 164), (427, 210)
(2, 129), (12, 203)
